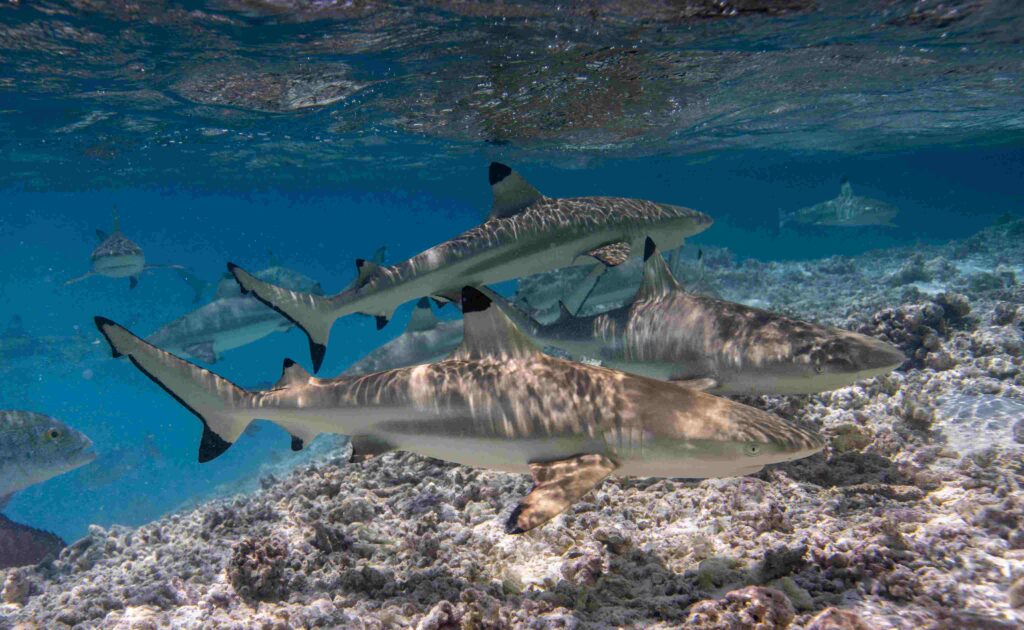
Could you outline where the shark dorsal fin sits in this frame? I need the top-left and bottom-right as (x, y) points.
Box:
(267, 249), (282, 267)
(275, 358), (311, 389)
(451, 286), (539, 360)
(489, 163), (543, 220)
(637, 237), (682, 300)
(111, 205), (121, 233)
(406, 298), (439, 333)
(95, 229), (109, 242)
(371, 245), (387, 265)
(556, 301), (574, 322)
(839, 177), (852, 199)
(354, 258), (381, 289)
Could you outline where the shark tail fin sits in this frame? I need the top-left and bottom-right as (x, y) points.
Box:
(175, 268), (209, 303)
(228, 263), (336, 373)
(94, 316), (256, 463)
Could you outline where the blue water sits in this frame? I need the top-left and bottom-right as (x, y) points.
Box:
(1, 0), (1023, 545)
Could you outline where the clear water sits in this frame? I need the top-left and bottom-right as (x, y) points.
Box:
(0, 0), (1022, 546)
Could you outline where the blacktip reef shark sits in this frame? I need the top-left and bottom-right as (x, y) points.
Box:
(229, 162), (713, 372)
(94, 286), (823, 533)
(484, 238), (905, 396)
(65, 207), (205, 301)
(342, 298), (463, 376)
(145, 265), (325, 364)
(781, 177), (899, 228)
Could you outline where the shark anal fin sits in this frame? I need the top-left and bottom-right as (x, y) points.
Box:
(375, 315), (389, 330)
(507, 453), (619, 534)
(637, 237), (682, 299)
(185, 342), (217, 364)
(129, 276), (139, 290)
(489, 162), (543, 219)
(669, 377), (718, 391)
(585, 241), (631, 267)
(349, 434), (396, 463)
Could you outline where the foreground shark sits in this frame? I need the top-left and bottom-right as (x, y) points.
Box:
(489, 238), (905, 395)
(781, 178), (899, 228)
(342, 298), (463, 376)
(65, 208), (205, 300)
(230, 163), (712, 371)
(1, 410), (96, 568)
(145, 266), (324, 364)
(95, 287), (823, 533)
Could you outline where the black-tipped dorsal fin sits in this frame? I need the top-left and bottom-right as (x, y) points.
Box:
(354, 258), (381, 289)
(489, 162), (543, 220)
(405, 297), (439, 333)
(275, 358), (311, 389)
(637, 237), (682, 300)
(451, 286), (539, 360)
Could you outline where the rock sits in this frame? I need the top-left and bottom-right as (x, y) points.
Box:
(756, 545), (807, 582)
(830, 424), (872, 453)
(685, 586), (795, 629)
(1010, 576), (1024, 608)
(227, 535), (290, 602)
(768, 576), (813, 611)
(806, 607), (871, 630)
(1014, 419), (1024, 445)
(2, 569), (31, 605)
(697, 556), (742, 589)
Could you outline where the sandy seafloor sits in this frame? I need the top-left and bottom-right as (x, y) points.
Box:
(2, 219), (1023, 629)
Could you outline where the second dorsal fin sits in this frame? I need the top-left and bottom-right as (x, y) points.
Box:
(489, 162), (544, 220)
(405, 298), (439, 333)
(637, 237), (682, 300)
(274, 358), (311, 389)
(451, 286), (539, 360)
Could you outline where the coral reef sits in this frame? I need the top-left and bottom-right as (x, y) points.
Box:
(1, 220), (1022, 628)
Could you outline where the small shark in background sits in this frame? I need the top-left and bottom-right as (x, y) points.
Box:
(65, 207), (206, 300)
(230, 162), (713, 372)
(145, 265), (325, 364)
(0, 316), (100, 366)
(487, 238), (905, 396)
(342, 298), (463, 376)
(95, 286), (823, 534)
(0, 410), (96, 569)
(514, 258), (644, 323)
(781, 178), (899, 228)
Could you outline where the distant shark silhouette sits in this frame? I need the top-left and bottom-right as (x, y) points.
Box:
(781, 178), (899, 228)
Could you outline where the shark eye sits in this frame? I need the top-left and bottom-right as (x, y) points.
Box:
(45, 428), (62, 441)
(744, 444), (762, 456)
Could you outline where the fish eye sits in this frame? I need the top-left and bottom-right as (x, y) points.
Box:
(744, 444), (761, 456)
(45, 428), (62, 440)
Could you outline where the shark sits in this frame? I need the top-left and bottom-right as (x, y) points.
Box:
(229, 162), (713, 372)
(342, 298), (463, 376)
(145, 266), (325, 364)
(781, 178), (899, 228)
(65, 207), (206, 300)
(94, 286), (823, 533)
(487, 238), (906, 396)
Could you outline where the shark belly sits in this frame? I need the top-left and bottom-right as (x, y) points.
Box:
(209, 316), (290, 355)
(94, 254), (145, 278)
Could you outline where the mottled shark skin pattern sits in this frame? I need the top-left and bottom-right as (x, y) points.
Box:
(489, 238), (906, 396)
(230, 163), (712, 372)
(94, 287), (823, 533)
(146, 266), (323, 364)
(65, 207), (205, 300)
(342, 298), (464, 376)
(781, 178), (899, 228)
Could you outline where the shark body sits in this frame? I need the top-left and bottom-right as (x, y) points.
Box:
(146, 266), (323, 364)
(230, 163), (712, 371)
(781, 179), (899, 228)
(342, 298), (463, 376)
(95, 287), (822, 533)
(490, 239), (905, 396)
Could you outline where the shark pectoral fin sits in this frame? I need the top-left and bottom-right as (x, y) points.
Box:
(129, 276), (139, 290)
(489, 162), (543, 219)
(349, 435), (396, 463)
(405, 298), (439, 333)
(95, 229), (109, 242)
(64, 272), (95, 286)
(584, 241), (631, 267)
(228, 263), (335, 373)
(669, 377), (718, 391)
(637, 237), (682, 300)
(507, 453), (619, 534)
(184, 342), (217, 364)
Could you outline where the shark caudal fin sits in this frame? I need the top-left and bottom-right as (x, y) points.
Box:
(94, 317), (255, 463)
(228, 263), (335, 373)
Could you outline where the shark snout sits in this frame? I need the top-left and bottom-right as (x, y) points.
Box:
(853, 337), (906, 374)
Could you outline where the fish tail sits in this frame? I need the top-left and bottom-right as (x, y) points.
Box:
(228, 263), (339, 373)
(94, 317), (256, 463)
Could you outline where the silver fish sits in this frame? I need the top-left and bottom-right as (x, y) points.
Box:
(65, 207), (205, 300)
(146, 266), (324, 364)
(781, 178), (899, 228)
(229, 162), (713, 371)
(489, 238), (905, 395)
(94, 286), (822, 533)
(0, 410), (96, 508)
